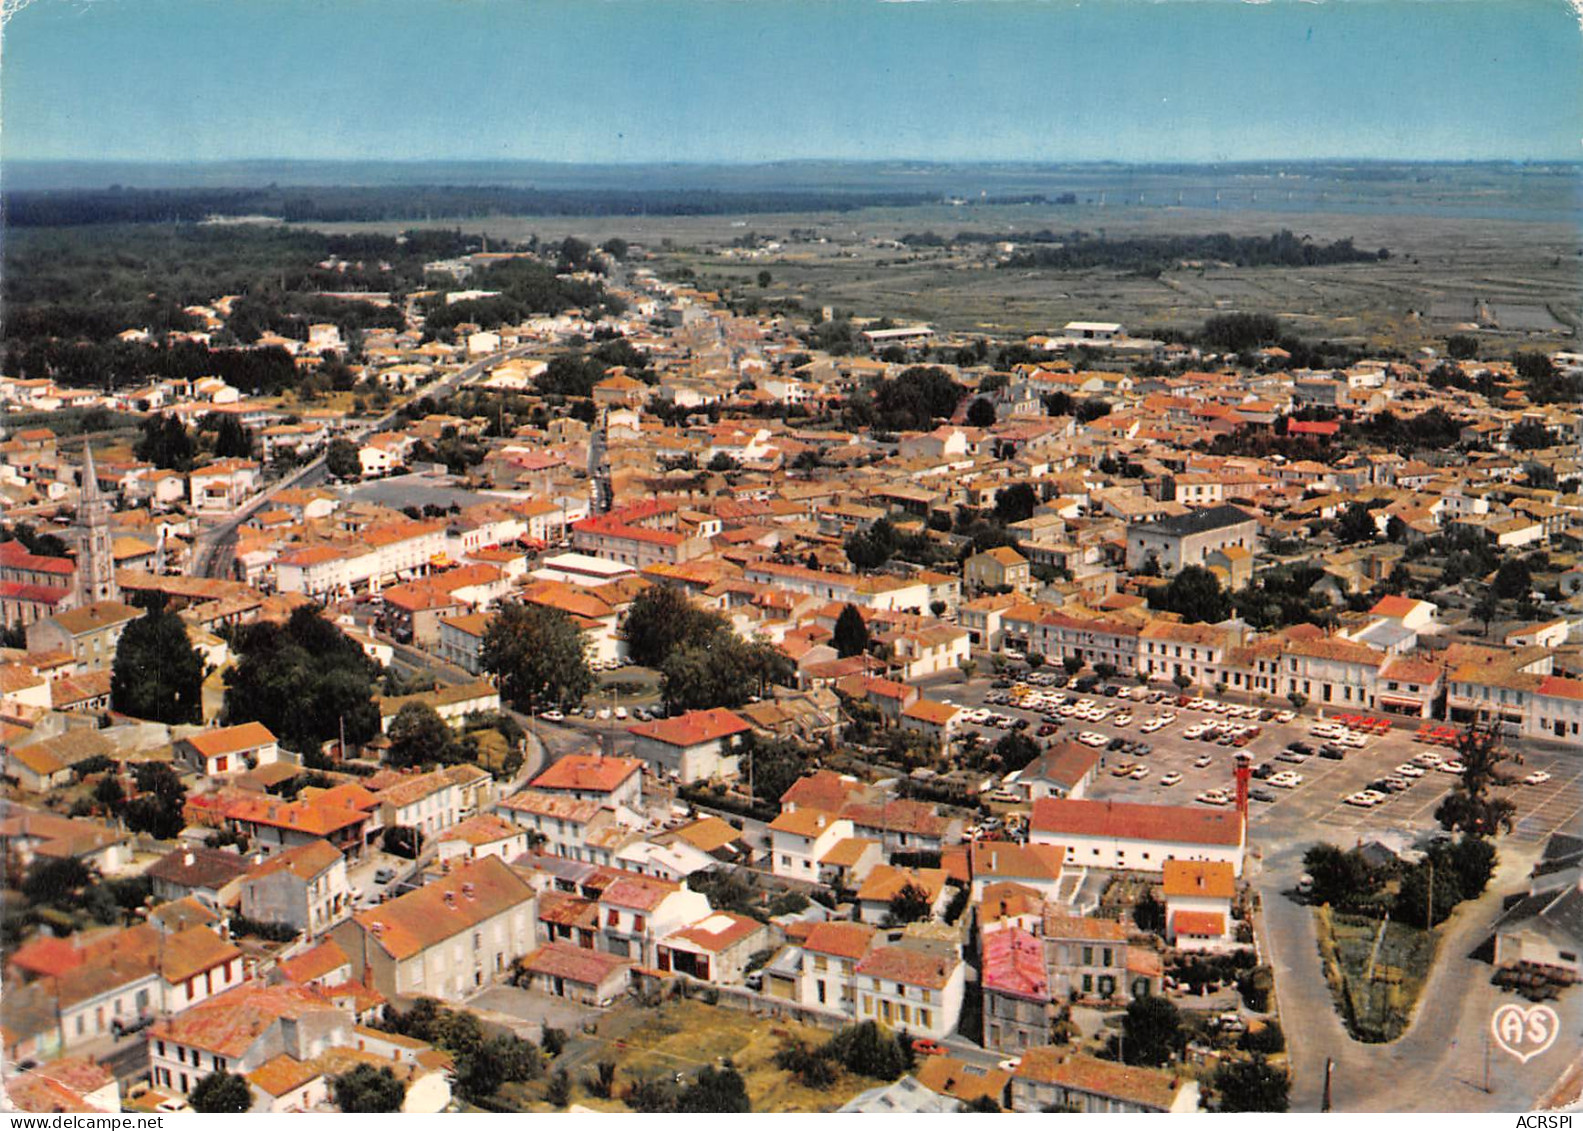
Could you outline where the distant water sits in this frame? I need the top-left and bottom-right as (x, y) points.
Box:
(4, 160), (1580, 226)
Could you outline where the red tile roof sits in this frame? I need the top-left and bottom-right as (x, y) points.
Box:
(1030, 798), (1243, 848)
(627, 707), (750, 747)
(981, 927), (1048, 1000)
(801, 921), (876, 961)
(1172, 911), (1227, 937)
(355, 856), (535, 961)
(855, 944), (958, 989)
(532, 753), (643, 794)
(1160, 860), (1236, 900)
(520, 942), (632, 986)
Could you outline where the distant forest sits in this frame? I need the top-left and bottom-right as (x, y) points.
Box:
(0, 224), (617, 388)
(2, 185), (946, 226)
(899, 228), (1388, 272)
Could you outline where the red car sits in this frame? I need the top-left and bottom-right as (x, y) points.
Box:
(912, 1038), (946, 1056)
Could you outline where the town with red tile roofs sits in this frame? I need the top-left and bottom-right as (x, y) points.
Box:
(3, 185), (1581, 1119)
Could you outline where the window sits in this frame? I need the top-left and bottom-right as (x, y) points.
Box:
(634, 915), (646, 933)
(607, 909), (620, 927)
(1102, 948), (1113, 966)
(1082, 946), (1093, 965)
(1082, 974), (1093, 993)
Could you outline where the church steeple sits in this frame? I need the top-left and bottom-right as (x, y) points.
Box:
(587, 407), (613, 516)
(74, 443), (119, 605)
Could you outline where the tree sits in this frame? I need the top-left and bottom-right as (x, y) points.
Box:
(1434, 721), (1516, 838)
(966, 398), (998, 428)
(92, 774), (125, 810)
(111, 606), (204, 724)
(1473, 585), (1500, 635)
(223, 607), (381, 755)
(1153, 565), (1231, 624)
(190, 1070), (252, 1114)
(326, 437), (361, 479)
(885, 882), (934, 926)
(210, 414), (255, 459)
(1301, 843), (1379, 908)
(1214, 1055), (1289, 1112)
(620, 584), (729, 669)
(1120, 995), (1183, 1067)
(1335, 502), (1379, 544)
(823, 1022), (911, 1081)
(332, 1064), (406, 1113)
(832, 603), (871, 659)
(677, 1062), (751, 1113)
(1446, 334), (1479, 361)
(845, 518), (898, 571)
(22, 857), (93, 906)
(482, 601), (593, 712)
(1286, 692), (1307, 713)
(993, 482), (1039, 525)
(1491, 558), (1533, 602)
(1394, 855), (1464, 928)
(135, 414), (195, 472)
(993, 730), (1041, 773)
(125, 762), (188, 840)
(1172, 671), (1193, 693)
(661, 635), (792, 713)
(1508, 420), (1554, 451)
(756, 270), (772, 289)
(1447, 834), (1498, 900)
(1063, 656), (1084, 677)
(740, 733), (808, 808)
(546, 1069), (572, 1108)
(387, 701), (458, 768)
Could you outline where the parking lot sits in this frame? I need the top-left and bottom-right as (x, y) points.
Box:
(930, 672), (1583, 846)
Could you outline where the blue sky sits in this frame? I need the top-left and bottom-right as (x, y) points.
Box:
(3, 0), (1580, 164)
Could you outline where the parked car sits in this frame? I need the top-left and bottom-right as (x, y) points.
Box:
(541, 709), (565, 722)
(1524, 770), (1553, 786)
(374, 867), (396, 884)
(1161, 772), (1183, 787)
(1249, 788), (1278, 803)
(912, 1038), (945, 1056)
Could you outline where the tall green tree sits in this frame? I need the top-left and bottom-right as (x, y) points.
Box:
(620, 584), (728, 668)
(884, 882), (934, 926)
(660, 635), (792, 713)
(331, 1065), (406, 1113)
(1434, 720), (1517, 838)
(832, 603), (871, 659)
(481, 601), (593, 711)
(993, 482), (1039, 525)
(1153, 565), (1231, 625)
(222, 607), (380, 754)
(845, 518), (898, 571)
(111, 606), (204, 724)
(325, 437), (361, 479)
(189, 1070), (252, 1114)
(387, 701), (460, 768)
(677, 1061), (751, 1113)
(1214, 1055), (1289, 1112)
(1120, 995), (1183, 1067)
(135, 414), (195, 472)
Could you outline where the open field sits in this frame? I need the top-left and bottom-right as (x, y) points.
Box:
(291, 164), (1581, 350)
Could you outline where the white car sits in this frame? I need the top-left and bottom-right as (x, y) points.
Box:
(1161, 772), (1183, 786)
(598, 708), (612, 720)
(1524, 770), (1552, 786)
(1193, 754), (1214, 768)
(1130, 765), (1151, 780)
(1141, 718), (1165, 733)
(1343, 791), (1381, 808)
(1196, 790), (1231, 806)
(1414, 751), (1444, 767)
(1395, 763), (1426, 778)
(1270, 771), (1303, 789)
(1439, 760), (1467, 774)
(614, 706), (628, 720)
(1276, 710), (1297, 724)
(1079, 731), (1108, 747)
(1158, 711), (1177, 724)
(1113, 713), (1133, 727)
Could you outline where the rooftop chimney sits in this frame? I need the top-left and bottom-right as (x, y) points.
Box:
(462, 882), (475, 900)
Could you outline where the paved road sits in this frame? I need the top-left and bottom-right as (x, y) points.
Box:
(1258, 835), (1577, 1112)
(190, 344), (540, 579)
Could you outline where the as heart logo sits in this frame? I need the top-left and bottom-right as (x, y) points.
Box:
(1490, 1003), (1560, 1064)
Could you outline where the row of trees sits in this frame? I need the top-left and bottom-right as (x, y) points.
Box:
(618, 584), (793, 712)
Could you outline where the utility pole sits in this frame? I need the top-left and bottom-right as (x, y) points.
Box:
(1322, 1057), (1334, 1111)
(1426, 856), (1434, 929)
